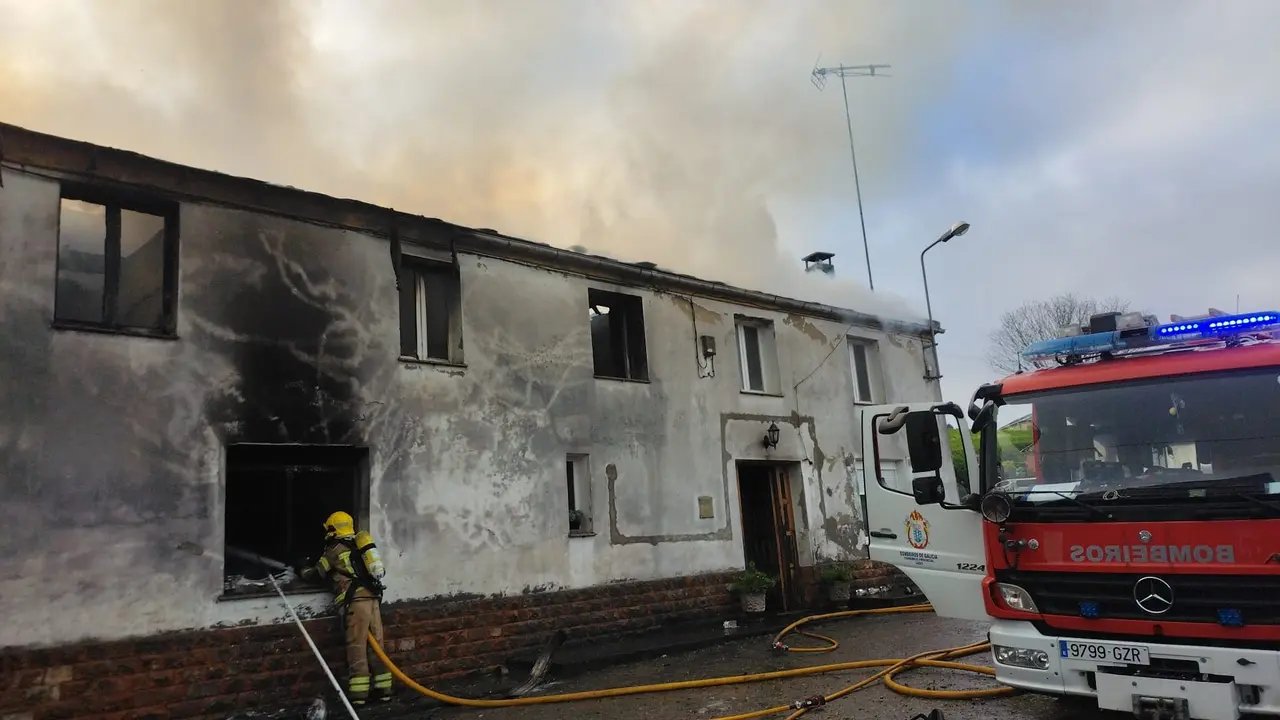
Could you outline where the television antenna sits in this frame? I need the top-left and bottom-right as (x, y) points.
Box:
(811, 56), (890, 290)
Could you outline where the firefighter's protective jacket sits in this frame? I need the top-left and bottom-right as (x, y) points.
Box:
(310, 538), (382, 605)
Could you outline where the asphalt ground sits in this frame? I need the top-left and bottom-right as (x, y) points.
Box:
(419, 612), (1115, 720)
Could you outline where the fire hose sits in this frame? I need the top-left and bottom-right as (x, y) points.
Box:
(358, 602), (1015, 719)
(254, 548), (1012, 720)
(257, 550), (1010, 718)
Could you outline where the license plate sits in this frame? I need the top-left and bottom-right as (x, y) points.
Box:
(1059, 640), (1150, 665)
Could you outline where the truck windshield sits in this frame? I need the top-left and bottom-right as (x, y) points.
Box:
(993, 367), (1280, 503)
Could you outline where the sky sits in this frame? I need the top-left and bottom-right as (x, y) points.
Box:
(2, 0), (1279, 404)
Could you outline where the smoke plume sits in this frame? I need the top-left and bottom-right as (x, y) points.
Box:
(0, 0), (980, 323)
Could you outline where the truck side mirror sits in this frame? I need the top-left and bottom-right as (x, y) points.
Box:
(970, 402), (996, 433)
(912, 475), (946, 505)
(904, 412), (944, 473)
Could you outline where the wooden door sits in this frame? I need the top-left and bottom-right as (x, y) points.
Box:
(768, 467), (803, 611)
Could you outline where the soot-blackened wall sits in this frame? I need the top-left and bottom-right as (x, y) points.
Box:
(0, 166), (936, 650)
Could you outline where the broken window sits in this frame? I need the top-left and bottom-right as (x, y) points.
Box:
(566, 454), (593, 535)
(398, 257), (463, 363)
(848, 338), (881, 404)
(222, 444), (369, 597)
(54, 187), (178, 335)
(736, 318), (780, 394)
(588, 289), (648, 381)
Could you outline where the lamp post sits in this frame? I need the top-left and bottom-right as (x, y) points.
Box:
(921, 222), (970, 382)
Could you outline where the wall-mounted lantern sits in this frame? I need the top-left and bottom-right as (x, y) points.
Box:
(763, 422), (780, 450)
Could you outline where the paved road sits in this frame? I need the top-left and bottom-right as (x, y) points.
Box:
(430, 613), (1115, 720)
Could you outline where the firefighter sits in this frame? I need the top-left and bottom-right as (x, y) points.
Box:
(299, 511), (392, 705)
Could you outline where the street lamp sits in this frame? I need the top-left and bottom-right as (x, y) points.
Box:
(920, 222), (970, 382)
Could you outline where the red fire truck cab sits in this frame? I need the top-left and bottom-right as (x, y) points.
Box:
(860, 309), (1280, 720)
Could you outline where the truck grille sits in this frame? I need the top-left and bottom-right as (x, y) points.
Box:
(996, 571), (1280, 625)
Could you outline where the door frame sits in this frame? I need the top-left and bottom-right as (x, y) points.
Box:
(735, 460), (804, 612)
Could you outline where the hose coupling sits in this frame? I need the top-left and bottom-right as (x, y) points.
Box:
(771, 641), (789, 651)
(790, 695), (826, 709)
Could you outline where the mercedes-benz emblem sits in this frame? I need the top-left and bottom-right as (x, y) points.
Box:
(1138, 530), (1153, 544)
(1133, 576), (1174, 615)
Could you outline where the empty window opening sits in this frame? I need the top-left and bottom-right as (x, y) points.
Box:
(566, 454), (593, 535)
(54, 187), (178, 335)
(588, 289), (649, 381)
(223, 444), (369, 597)
(399, 257), (463, 363)
(736, 318), (781, 394)
(848, 339), (882, 405)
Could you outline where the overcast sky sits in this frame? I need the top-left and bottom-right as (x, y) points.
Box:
(3, 0), (1278, 403)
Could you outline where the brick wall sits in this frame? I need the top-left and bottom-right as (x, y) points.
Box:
(850, 559), (911, 592)
(1, 572), (736, 720)
(796, 560), (914, 606)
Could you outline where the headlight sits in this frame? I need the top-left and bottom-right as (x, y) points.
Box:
(995, 583), (1039, 613)
(992, 645), (1050, 670)
(980, 492), (1013, 523)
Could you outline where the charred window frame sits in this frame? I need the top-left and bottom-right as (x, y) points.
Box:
(220, 444), (370, 600)
(53, 183), (180, 338)
(588, 288), (649, 382)
(398, 255), (463, 364)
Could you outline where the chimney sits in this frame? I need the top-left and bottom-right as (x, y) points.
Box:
(802, 251), (835, 277)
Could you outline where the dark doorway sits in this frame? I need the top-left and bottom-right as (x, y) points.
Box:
(736, 462), (803, 612)
(223, 444), (369, 597)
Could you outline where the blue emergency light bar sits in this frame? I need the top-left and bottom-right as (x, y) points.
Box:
(1022, 310), (1280, 362)
(1021, 332), (1144, 361)
(1153, 312), (1280, 340)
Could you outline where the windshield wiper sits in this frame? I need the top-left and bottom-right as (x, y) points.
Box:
(1016, 490), (1114, 520)
(1225, 492), (1280, 517)
(1079, 475), (1280, 518)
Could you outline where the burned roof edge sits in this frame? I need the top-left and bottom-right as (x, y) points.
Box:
(0, 122), (937, 337)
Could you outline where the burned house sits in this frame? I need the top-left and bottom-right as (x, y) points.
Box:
(0, 123), (939, 718)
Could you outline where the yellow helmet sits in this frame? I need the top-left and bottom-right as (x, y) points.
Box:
(324, 511), (355, 539)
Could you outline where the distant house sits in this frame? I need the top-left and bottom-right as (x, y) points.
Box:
(1000, 411), (1033, 434)
(0, 122), (939, 719)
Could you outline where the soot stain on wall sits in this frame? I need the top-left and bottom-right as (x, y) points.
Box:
(1, 189), (204, 540)
(193, 218), (383, 445)
(0, 298), (55, 554)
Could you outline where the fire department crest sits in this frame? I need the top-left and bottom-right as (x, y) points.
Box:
(905, 510), (930, 549)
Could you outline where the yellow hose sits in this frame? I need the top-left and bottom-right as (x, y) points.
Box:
(761, 603), (1013, 718)
(365, 601), (1013, 719)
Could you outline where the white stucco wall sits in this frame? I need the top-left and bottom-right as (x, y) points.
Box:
(0, 166), (937, 649)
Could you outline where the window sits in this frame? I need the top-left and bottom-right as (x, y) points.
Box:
(588, 289), (648, 381)
(848, 338), (882, 404)
(855, 458), (903, 495)
(736, 317), (781, 394)
(54, 188), (178, 335)
(566, 454), (593, 535)
(222, 444), (369, 597)
(399, 257), (463, 364)
(942, 414), (973, 497)
(994, 368), (1280, 501)
(865, 410), (971, 499)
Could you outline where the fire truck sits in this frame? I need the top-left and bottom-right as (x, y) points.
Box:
(859, 308), (1280, 720)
